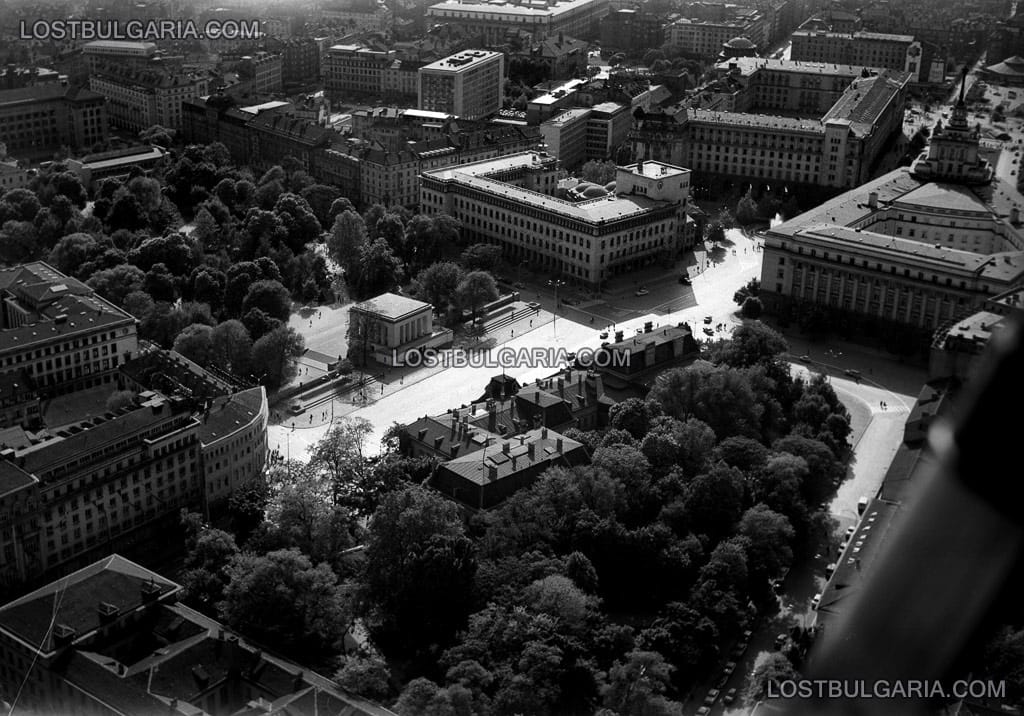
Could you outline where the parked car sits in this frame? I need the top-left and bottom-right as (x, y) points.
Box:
(724, 687), (738, 705)
(289, 403), (303, 415)
(730, 643), (747, 660)
(679, 275), (692, 284)
(704, 315), (713, 324)
(703, 327), (715, 336)
(696, 708), (711, 716)
(724, 661), (737, 676)
(811, 593), (822, 610)
(599, 331), (608, 339)
(774, 633), (788, 650)
(704, 689), (721, 706)
(634, 287), (649, 296)
(798, 354), (811, 363)
(527, 302), (540, 310)
(844, 368), (862, 380)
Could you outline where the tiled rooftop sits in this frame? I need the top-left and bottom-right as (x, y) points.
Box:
(0, 555), (178, 654)
(197, 387), (266, 445)
(441, 426), (585, 484)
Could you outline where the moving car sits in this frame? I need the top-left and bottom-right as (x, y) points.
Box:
(774, 633), (788, 650)
(798, 354), (811, 363)
(844, 368), (862, 379)
(703, 327), (715, 336)
(679, 275), (692, 284)
(289, 403), (303, 415)
(599, 331), (608, 339)
(634, 287), (649, 296)
(811, 593), (822, 610)
(704, 315), (713, 324)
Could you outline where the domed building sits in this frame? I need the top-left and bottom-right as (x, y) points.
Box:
(718, 36), (758, 63)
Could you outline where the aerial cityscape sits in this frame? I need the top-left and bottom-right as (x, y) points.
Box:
(0, 0), (1022, 712)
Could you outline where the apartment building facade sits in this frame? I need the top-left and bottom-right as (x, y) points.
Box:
(0, 395), (202, 592)
(89, 64), (210, 132)
(0, 263), (139, 400)
(324, 44), (396, 98)
(0, 84), (108, 159)
(418, 50), (504, 120)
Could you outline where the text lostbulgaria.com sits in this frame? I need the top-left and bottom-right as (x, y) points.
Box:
(18, 18), (262, 41)
(767, 679), (1007, 700)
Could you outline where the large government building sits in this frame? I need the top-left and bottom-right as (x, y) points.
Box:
(759, 76), (1024, 330)
(420, 152), (698, 287)
(425, 0), (609, 44)
(630, 59), (911, 191)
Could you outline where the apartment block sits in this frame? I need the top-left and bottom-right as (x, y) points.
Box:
(0, 555), (396, 716)
(418, 50), (504, 120)
(0, 263), (138, 401)
(0, 84), (108, 160)
(324, 45), (396, 98)
(600, 7), (665, 52)
(0, 394), (201, 592)
(281, 37), (323, 87)
(88, 63), (210, 133)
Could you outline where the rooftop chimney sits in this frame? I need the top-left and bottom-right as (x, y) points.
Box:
(556, 438), (563, 453)
(487, 464), (498, 480)
(868, 191), (878, 208)
(1012, 207), (1020, 224)
(528, 442), (536, 459)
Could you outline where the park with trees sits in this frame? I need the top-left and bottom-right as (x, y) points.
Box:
(171, 318), (855, 714)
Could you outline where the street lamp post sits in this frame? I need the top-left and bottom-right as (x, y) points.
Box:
(548, 278), (565, 338)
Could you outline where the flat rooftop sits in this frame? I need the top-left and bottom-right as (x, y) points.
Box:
(421, 49), (502, 72)
(352, 292), (432, 320)
(426, 153), (674, 224)
(428, 0), (605, 18)
(82, 40), (158, 53)
(626, 161), (690, 180)
(715, 56), (868, 78)
(794, 29), (915, 43)
(689, 108), (825, 133)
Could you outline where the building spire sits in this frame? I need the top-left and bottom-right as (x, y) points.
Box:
(957, 65), (968, 107)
